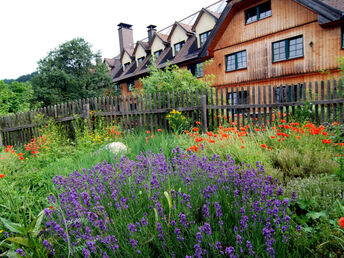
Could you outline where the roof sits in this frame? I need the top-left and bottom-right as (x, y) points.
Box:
(318, 0), (344, 12)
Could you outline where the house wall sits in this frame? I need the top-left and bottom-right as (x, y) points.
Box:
(151, 36), (165, 56)
(206, 0), (344, 87)
(195, 12), (217, 48)
(120, 79), (143, 95)
(135, 45), (147, 64)
(171, 25), (188, 56)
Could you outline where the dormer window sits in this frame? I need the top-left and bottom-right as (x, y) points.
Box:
(174, 41), (185, 56)
(199, 30), (211, 47)
(137, 57), (145, 65)
(124, 62), (130, 69)
(154, 50), (163, 58)
(245, 1), (271, 24)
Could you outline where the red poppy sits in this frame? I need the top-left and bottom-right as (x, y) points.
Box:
(240, 146), (245, 149)
(338, 217), (344, 228)
(158, 129), (162, 132)
(261, 144), (267, 149)
(146, 130), (151, 134)
(196, 121), (201, 125)
(271, 136), (276, 139)
(19, 156), (24, 160)
(0, 174), (5, 178)
(193, 127), (199, 132)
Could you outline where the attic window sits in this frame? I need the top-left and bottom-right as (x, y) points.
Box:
(124, 62), (130, 69)
(245, 1), (271, 24)
(174, 41), (185, 56)
(154, 50), (162, 58)
(137, 57), (145, 65)
(199, 30), (211, 47)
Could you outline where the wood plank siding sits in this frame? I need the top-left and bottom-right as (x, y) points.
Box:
(206, 0), (344, 87)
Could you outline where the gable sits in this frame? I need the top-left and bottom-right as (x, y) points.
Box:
(213, 0), (319, 51)
(170, 25), (188, 56)
(195, 11), (217, 48)
(135, 44), (147, 63)
(121, 51), (132, 67)
(151, 36), (165, 56)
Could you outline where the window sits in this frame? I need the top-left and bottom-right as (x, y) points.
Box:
(124, 62), (130, 69)
(154, 50), (162, 58)
(274, 84), (304, 103)
(199, 30), (211, 47)
(114, 84), (121, 93)
(174, 41), (185, 56)
(245, 1), (271, 24)
(225, 50), (247, 72)
(137, 57), (145, 65)
(188, 63), (204, 78)
(128, 81), (135, 92)
(273, 36), (303, 62)
(227, 91), (249, 114)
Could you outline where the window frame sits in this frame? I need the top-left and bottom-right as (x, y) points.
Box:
(128, 81), (135, 92)
(174, 41), (185, 56)
(154, 50), (163, 58)
(137, 57), (145, 65)
(225, 50), (247, 72)
(199, 30), (211, 48)
(245, 1), (271, 25)
(272, 35), (304, 63)
(124, 62), (130, 69)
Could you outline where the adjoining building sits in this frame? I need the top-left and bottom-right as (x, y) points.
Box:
(104, 0), (344, 101)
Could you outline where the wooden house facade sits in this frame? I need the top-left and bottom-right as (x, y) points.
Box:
(104, 0), (344, 100)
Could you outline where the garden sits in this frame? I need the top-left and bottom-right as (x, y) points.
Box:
(0, 109), (344, 257)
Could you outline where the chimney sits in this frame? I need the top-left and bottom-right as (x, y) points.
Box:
(147, 25), (157, 44)
(118, 23), (134, 53)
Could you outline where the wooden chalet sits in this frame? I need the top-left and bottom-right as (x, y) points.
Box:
(104, 0), (344, 103)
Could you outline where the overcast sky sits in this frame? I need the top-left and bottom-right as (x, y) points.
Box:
(0, 0), (219, 80)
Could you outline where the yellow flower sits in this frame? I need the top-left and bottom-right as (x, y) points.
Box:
(0, 230), (3, 234)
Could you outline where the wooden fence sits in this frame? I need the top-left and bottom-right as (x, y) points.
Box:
(0, 80), (343, 147)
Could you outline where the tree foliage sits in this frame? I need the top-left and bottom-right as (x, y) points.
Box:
(140, 58), (214, 94)
(0, 81), (34, 115)
(31, 38), (113, 106)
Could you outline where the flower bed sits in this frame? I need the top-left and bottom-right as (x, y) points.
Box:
(43, 148), (299, 257)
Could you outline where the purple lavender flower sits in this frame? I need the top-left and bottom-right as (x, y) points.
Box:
(202, 204), (209, 219)
(83, 248), (90, 258)
(194, 244), (203, 258)
(15, 248), (26, 256)
(246, 240), (255, 255)
(196, 232), (202, 243)
(175, 227), (184, 242)
(130, 238), (138, 248)
(225, 246), (236, 257)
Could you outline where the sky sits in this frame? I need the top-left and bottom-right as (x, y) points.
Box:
(0, 0), (220, 80)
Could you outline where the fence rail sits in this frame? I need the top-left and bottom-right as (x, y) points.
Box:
(0, 80), (343, 147)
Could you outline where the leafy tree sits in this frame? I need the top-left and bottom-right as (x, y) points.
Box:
(31, 38), (113, 106)
(0, 81), (34, 115)
(140, 57), (214, 94)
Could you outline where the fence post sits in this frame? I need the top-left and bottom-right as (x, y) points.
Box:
(0, 128), (2, 148)
(201, 95), (207, 134)
(83, 104), (91, 131)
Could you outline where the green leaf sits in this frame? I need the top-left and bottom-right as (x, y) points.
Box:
(0, 218), (24, 234)
(32, 210), (44, 237)
(306, 211), (327, 220)
(5, 237), (31, 247)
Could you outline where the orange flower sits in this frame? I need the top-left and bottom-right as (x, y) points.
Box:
(146, 130), (151, 134)
(4, 148), (9, 152)
(219, 126), (223, 129)
(261, 144), (267, 149)
(0, 174), (5, 178)
(19, 156), (24, 160)
(50, 206), (54, 210)
(340, 143), (344, 147)
(271, 136), (276, 139)
(206, 132), (213, 137)
(255, 128), (260, 132)
(338, 217), (344, 228)
(158, 129), (162, 132)
(322, 132), (328, 136)
(185, 130), (189, 134)
(296, 136), (301, 140)
(281, 119), (286, 123)
(193, 127), (199, 132)
(196, 121), (201, 125)
(151, 135), (155, 138)
(322, 139), (331, 144)
(240, 146), (245, 149)
(6, 145), (12, 149)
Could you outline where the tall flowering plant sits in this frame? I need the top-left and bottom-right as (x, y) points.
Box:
(42, 148), (300, 257)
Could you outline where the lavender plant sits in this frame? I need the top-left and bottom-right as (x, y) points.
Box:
(42, 148), (301, 257)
